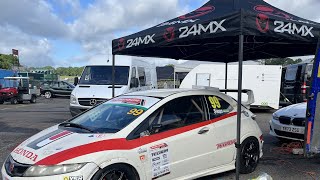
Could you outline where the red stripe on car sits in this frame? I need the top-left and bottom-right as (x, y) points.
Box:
(49, 131), (72, 140)
(36, 112), (237, 165)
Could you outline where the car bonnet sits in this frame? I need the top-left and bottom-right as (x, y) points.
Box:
(10, 125), (115, 165)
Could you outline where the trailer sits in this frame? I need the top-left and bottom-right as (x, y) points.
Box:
(179, 64), (282, 109)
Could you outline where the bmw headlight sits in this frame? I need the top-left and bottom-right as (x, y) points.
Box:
(272, 113), (279, 121)
(70, 94), (77, 105)
(24, 163), (86, 177)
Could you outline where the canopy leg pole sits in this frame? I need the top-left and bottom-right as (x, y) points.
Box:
(225, 63), (228, 93)
(236, 35), (244, 180)
(174, 68), (176, 89)
(112, 55), (115, 98)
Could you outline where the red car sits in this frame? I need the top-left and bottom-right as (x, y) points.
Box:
(0, 83), (18, 104)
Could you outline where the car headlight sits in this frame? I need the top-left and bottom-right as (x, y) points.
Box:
(24, 163), (86, 177)
(70, 94), (77, 105)
(272, 113), (279, 121)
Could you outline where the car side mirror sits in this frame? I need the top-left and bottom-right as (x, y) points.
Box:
(130, 78), (139, 88)
(74, 77), (79, 86)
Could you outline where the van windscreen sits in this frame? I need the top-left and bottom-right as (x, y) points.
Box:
(285, 66), (298, 81)
(79, 66), (130, 85)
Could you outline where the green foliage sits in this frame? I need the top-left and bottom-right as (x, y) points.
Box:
(264, 58), (303, 66)
(0, 54), (19, 69)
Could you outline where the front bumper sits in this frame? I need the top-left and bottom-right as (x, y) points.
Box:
(269, 119), (305, 141)
(69, 104), (91, 117)
(2, 162), (99, 180)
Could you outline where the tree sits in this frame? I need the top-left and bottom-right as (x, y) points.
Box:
(264, 58), (302, 66)
(0, 54), (19, 69)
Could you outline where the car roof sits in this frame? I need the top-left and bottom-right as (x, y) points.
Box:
(124, 88), (228, 98)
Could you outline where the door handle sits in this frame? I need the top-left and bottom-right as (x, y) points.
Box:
(198, 127), (210, 134)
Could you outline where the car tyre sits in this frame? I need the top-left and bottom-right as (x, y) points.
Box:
(91, 164), (139, 180)
(239, 137), (260, 174)
(10, 97), (18, 104)
(44, 91), (52, 99)
(30, 96), (36, 103)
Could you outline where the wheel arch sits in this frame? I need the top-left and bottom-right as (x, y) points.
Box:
(96, 158), (144, 180)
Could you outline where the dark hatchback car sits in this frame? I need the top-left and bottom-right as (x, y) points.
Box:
(40, 81), (75, 98)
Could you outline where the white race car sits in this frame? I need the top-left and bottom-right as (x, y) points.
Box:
(269, 103), (306, 141)
(2, 89), (263, 180)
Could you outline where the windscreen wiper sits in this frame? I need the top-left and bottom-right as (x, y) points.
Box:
(59, 122), (95, 133)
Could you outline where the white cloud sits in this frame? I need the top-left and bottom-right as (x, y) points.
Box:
(0, 25), (54, 67)
(0, 0), (69, 38)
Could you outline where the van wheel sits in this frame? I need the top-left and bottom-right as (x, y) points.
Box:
(239, 137), (260, 174)
(30, 96), (36, 103)
(11, 97), (18, 104)
(92, 164), (138, 180)
(44, 91), (52, 99)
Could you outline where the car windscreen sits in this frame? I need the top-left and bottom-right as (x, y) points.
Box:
(68, 96), (161, 133)
(285, 65), (298, 81)
(79, 66), (130, 85)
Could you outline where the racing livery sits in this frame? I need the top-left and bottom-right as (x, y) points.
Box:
(2, 89), (263, 180)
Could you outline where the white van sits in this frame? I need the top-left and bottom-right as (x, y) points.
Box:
(179, 64), (282, 109)
(70, 57), (157, 116)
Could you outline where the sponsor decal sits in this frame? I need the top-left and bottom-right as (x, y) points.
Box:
(216, 139), (237, 149)
(118, 38), (125, 51)
(36, 112), (237, 165)
(111, 98), (145, 105)
(179, 5), (215, 20)
(63, 176), (83, 180)
(274, 21), (314, 37)
(256, 14), (269, 33)
(27, 130), (73, 150)
(13, 147), (38, 162)
(254, 5), (291, 20)
(150, 143), (170, 179)
(213, 109), (229, 115)
(126, 34), (155, 49)
(254, 5), (315, 25)
(138, 147), (147, 154)
(157, 19), (199, 28)
(163, 27), (175, 42)
(179, 19), (226, 38)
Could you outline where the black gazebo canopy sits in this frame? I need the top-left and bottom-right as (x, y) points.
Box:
(112, 0), (320, 179)
(112, 0), (320, 62)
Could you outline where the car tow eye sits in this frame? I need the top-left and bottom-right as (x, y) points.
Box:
(198, 127), (210, 134)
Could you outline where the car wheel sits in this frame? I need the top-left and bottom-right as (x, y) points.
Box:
(44, 91), (52, 99)
(92, 164), (139, 180)
(10, 97), (18, 104)
(239, 137), (260, 174)
(30, 96), (36, 103)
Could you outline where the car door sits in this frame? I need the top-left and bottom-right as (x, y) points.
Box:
(129, 95), (217, 179)
(204, 95), (236, 167)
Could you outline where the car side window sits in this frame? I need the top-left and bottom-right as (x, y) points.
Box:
(133, 96), (207, 138)
(52, 82), (59, 88)
(60, 82), (68, 88)
(205, 95), (233, 119)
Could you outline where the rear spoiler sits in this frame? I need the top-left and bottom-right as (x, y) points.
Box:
(220, 89), (255, 109)
(191, 86), (255, 108)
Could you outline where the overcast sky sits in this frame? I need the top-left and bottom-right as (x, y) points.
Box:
(0, 0), (319, 67)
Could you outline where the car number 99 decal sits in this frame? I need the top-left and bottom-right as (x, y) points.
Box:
(127, 108), (144, 116)
(208, 96), (221, 109)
